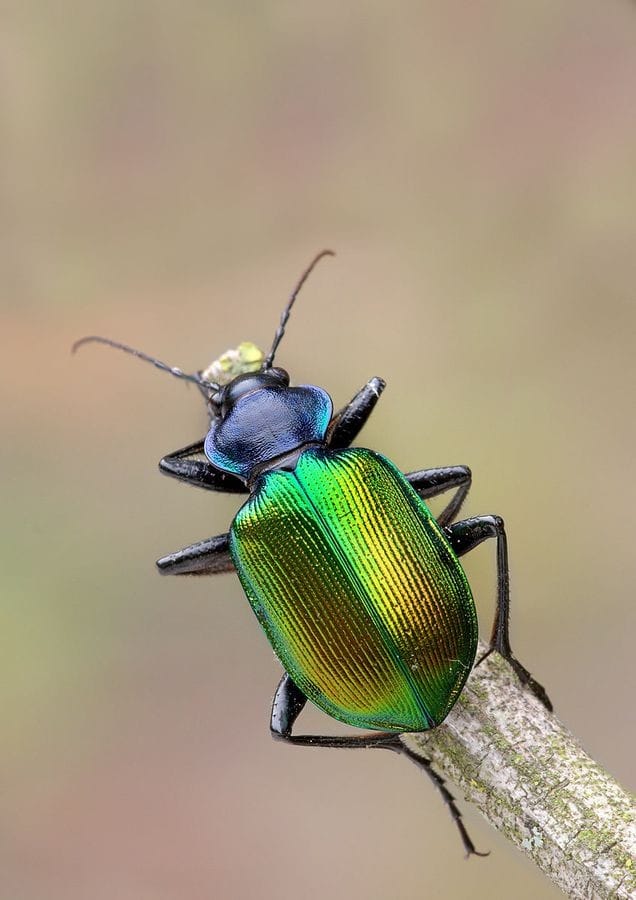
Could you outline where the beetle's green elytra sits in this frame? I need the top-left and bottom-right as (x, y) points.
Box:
(230, 447), (477, 732)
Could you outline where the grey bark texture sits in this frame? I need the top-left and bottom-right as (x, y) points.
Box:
(400, 644), (635, 899)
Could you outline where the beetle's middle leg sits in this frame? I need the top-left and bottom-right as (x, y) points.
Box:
(156, 532), (235, 576)
(406, 465), (472, 526)
(326, 379), (471, 525)
(446, 516), (552, 711)
(270, 673), (486, 858)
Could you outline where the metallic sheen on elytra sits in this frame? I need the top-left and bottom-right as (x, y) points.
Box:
(231, 447), (477, 732)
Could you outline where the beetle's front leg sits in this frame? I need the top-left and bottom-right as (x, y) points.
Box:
(157, 532), (235, 576)
(406, 465), (472, 526)
(159, 440), (248, 493)
(446, 516), (552, 711)
(269, 674), (486, 858)
(327, 377), (386, 449)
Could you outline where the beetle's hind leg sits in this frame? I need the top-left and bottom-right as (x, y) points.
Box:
(447, 516), (552, 711)
(398, 742), (488, 859)
(270, 674), (487, 858)
(270, 674), (395, 749)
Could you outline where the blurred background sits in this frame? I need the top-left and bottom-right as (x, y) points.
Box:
(2, 3), (635, 898)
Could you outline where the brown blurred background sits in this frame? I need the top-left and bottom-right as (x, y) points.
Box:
(2, 3), (635, 899)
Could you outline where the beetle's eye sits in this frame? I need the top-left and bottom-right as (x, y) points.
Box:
(268, 367), (290, 386)
(209, 391), (223, 411)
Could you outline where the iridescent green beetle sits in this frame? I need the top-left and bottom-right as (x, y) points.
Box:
(74, 251), (551, 855)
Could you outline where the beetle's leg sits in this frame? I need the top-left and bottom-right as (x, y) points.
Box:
(327, 377), (386, 449)
(156, 533), (235, 576)
(406, 465), (471, 526)
(270, 674), (395, 749)
(446, 516), (552, 711)
(270, 674), (486, 858)
(398, 743), (488, 859)
(270, 673), (309, 736)
(159, 440), (248, 494)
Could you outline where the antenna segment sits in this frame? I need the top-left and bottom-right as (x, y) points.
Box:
(263, 249), (335, 369)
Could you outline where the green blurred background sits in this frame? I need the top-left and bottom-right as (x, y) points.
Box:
(3, 3), (635, 898)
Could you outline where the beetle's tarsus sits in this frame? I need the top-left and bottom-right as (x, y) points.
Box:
(475, 646), (493, 667)
(503, 655), (553, 712)
(399, 743), (488, 858)
(466, 846), (490, 860)
(477, 647), (553, 712)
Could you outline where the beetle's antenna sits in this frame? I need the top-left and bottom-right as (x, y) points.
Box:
(71, 335), (220, 391)
(263, 249), (335, 369)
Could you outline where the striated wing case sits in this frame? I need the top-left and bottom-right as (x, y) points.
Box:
(229, 447), (477, 732)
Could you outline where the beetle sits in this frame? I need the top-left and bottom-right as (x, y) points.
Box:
(74, 250), (551, 856)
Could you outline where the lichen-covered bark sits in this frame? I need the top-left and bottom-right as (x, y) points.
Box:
(400, 644), (635, 899)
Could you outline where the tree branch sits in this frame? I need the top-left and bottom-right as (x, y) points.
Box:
(400, 644), (635, 899)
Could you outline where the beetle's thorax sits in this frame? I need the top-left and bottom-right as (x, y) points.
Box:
(204, 373), (332, 483)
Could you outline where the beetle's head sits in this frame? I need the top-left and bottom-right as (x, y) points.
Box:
(200, 251), (336, 481)
(208, 367), (290, 418)
(72, 251), (335, 483)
